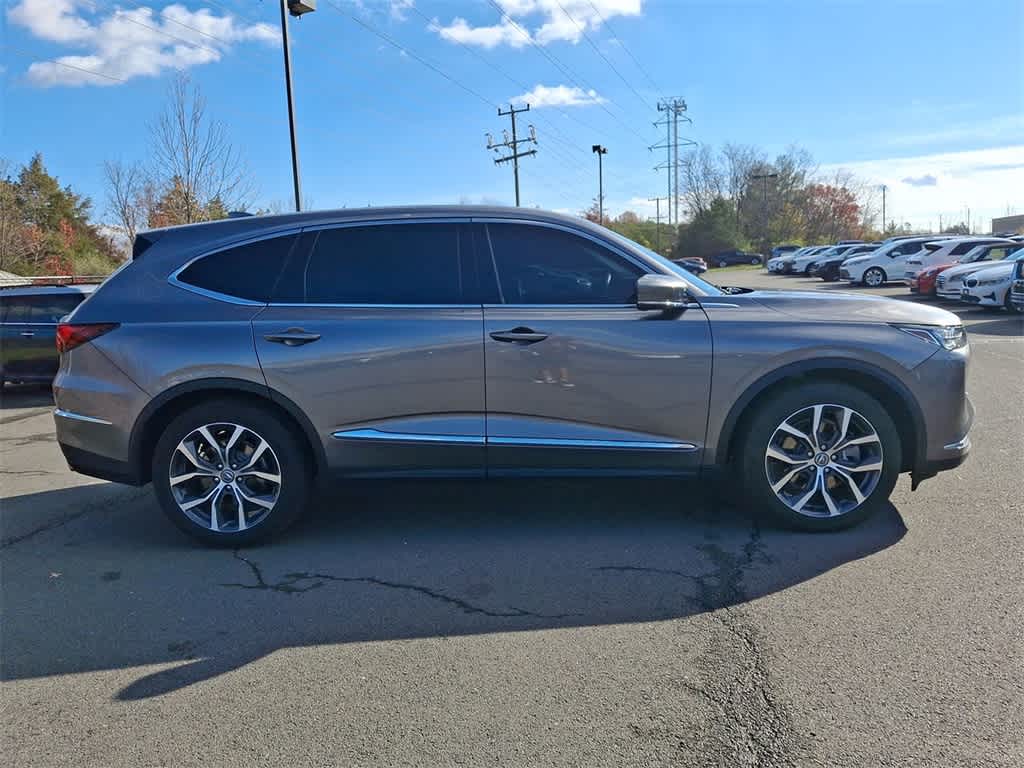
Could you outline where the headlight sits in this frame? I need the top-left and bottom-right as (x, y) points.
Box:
(924, 268), (939, 277)
(977, 277), (1005, 286)
(896, 324), (967, 350)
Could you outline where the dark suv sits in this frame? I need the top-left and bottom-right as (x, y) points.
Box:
(709, 249), (764, 267)
(1, 284), (95, 387)
(53, 207), (972, 544)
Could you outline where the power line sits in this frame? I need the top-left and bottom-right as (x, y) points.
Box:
(553, 0), (653, 112)
(5, 46), (127, 84)
(586, 0), (661, 94)
(487, 104), (538, 206)
(482, 0), (651, 147)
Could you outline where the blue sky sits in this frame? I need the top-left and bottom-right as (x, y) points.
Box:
(4, 0), (1022, 230)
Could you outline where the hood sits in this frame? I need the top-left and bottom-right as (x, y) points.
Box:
(940, 261), (997, 280)
(841, 254), (873, 267)
(966, 263), (1015, 282)
(749, 290), (961, 326)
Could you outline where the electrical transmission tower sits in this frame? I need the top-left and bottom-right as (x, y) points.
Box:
(650, 98), (696, 226)
(486, 104), (537, 206)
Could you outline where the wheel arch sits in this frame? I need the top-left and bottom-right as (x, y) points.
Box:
(129, 378), (327, 484)
(715, 359), (925, 474)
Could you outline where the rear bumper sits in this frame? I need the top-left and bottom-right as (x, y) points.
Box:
(58, 442), (144, 485)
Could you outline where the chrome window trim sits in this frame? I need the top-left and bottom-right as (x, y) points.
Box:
(483, 303), (635, 310)
(270, 303), (481, 309)
(0, 321), (61, 326)
(332, 429), (484, 445)
(54, 408), (113, 426)
(167, 227), (304, 307)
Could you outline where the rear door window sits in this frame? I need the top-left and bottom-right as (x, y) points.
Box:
(277, 223), (470, 305)
(26, 293), (85, 323)
(176, 234), (299, 302)
(1, 296), (30, 324)
(484, 223), (643, 305)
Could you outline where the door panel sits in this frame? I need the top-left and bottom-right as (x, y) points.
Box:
(483, 306), (713, 473)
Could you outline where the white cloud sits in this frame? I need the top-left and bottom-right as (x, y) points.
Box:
(7, 1), (276, 87)
(388, 0), (415, 22)
(822, 145), (1024, 230)
(433, 0), (643, 48)
(513, 83), (605, 107)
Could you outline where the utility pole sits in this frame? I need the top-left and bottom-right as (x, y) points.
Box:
(651, 98), (695, 226)
(648, 196), (667, 253)
(280, 1), (316, 212)
(880, 184), (887, 233)
(592, 145), (608, 224)
(487, 105), (537, 206)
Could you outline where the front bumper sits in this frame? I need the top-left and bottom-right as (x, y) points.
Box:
(909, 348), (973, 487)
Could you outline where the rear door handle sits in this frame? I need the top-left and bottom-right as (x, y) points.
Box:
(264, 328), (321, 346)
(20, 331), (35, 338)
(489, 327), (549, 344)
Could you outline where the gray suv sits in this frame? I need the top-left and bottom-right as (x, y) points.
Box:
(53, 207), (973, 544)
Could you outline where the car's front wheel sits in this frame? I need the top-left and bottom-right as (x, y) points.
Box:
(751, 257), (761, 266)
(152, 400), (312, 545)
(739, 382), (901, 531)
(1004, 289), (1024, 314)
(718, 260), (728, 268)
(863, 267), (886, 287)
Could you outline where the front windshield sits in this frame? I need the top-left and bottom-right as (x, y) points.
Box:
(603, 228), (725, 296)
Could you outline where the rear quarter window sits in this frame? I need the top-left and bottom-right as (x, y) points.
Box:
(176, 234), (298, 302)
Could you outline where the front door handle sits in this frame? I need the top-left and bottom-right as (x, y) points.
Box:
(489, 327), (549, 344)
(20, 331), (35, 338)
(264, 328), (321, 346)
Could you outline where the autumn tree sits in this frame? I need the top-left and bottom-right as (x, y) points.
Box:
(801, 183), (862, 243)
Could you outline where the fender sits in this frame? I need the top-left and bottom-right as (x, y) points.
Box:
(128, 377), (328, 480)
(713, 357), (927, 471)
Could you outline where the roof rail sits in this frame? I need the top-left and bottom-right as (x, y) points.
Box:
(227, 211), (255, 218)
(0, 275), (106, 288)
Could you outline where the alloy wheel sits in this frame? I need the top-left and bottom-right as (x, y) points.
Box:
(865, 268), (884, 287)
(764, 404), (884, 518)
(169, 422), (282, 532)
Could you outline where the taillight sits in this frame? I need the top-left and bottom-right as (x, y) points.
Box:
(56, 323), (118, 354)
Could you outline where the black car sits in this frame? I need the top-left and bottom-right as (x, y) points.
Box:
(1012, 258), (1024, 311)
(709, 249), (764, 267)
(672, 257), (708, 275)
(1, 284), (95, 387)
(812, 244), (881, 282)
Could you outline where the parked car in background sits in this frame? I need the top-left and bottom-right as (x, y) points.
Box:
(770, 244), (801, 259)
(959, 251), (1024, 312)
(903, 237), (1013, 284)
(841, 236), (953, 287)
(773, 245), (828, 274)
(934, 243), (1023, 300)
(811, 243), (881, 282)
(790, 243), (863, 276)
(1, 284), (96, 387)
(709, 249), (764, 267)
(52, 205), (972, 544)
(673, 256), (708, 275)
(1012, 258), (1024, 311)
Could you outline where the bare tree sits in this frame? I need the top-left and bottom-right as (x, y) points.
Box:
(103, 160), (147, 246)
(679, 145), (724, 217)
(149, 73), (254, 225)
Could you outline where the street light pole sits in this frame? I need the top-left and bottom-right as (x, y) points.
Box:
(280, 1), (316, 212)
(592, 144), (608, 225)
(880, 184), (887, 233)
(750, 171), (778, 250)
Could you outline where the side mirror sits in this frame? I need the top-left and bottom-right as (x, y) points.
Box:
(636, 274), (690, 311)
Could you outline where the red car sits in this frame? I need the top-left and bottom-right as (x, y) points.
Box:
(909, 263), (955, 296)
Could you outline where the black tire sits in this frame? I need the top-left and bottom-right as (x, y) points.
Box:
(152, 399), (312, 546)
(1004, 289), (1024, 314)
(863, 267), (886, 287)
(738, 381), (901, 532)
(751, 257), (761, 266)
(718, 260), (728, 268)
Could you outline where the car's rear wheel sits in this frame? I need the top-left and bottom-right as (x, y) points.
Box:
(738, 382), (901, 531)
(718, 259), (728, 268)
(863, 267), (886, 287)
(152, 400), (311, 545)
(751, 257), (761, 265)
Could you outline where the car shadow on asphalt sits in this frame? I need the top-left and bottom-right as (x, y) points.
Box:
(0, 385), (53, 410)
(0, 478), (907, 701)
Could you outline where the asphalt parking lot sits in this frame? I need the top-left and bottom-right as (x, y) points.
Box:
(1, 273), (1021, 768)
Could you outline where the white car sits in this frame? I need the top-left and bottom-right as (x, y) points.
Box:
(903, 237), (1013, 283)
(841, 236), (953, 287)
(935, 243), (1023, 299)
(959, 252), (1024, 312)
(772, 245), (826, 273)
(789, 243), (862, 275)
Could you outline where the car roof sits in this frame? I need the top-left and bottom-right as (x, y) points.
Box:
(0, 284), (98, 297)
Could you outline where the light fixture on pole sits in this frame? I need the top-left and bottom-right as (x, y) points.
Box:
(592, 144), (608, 225)
(280, 0), (315, 213)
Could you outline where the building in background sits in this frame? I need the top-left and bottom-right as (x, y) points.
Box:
(991, 214), (1024, 234)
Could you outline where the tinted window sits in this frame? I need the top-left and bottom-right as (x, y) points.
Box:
(177, 234), (297, 302)
(26, 293), (85, 323)
(951, 241), (983, 256)
(1, 296), (29, 323)
(485, 224), (642, 305)
(285, 223), (465, 305)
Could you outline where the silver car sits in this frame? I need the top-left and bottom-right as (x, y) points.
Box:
(53, 207), (973, 544)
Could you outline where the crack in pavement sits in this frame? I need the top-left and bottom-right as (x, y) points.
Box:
(224, 550), (580, 619)
(0, 486), (149, 548)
